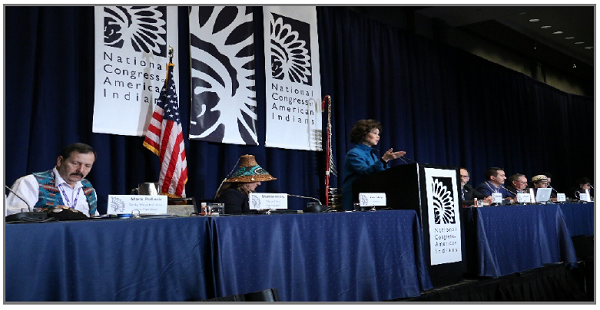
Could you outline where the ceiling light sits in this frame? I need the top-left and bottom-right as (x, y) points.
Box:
(584, 46), (593, 49)
(573, 63), (576, 69)
(541, 25), (552, 29)
(565, 36), (575, 40)
(552, 31), (563, 34)
(529, 18), (540, 22)
(574, 41), (584, 45)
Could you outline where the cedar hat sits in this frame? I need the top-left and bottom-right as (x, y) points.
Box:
(226, 155), (277, 183)
(531, 175), (548, 183)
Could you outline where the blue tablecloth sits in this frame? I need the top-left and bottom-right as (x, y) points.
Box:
(558, 202), (594, 236)
(209, 210), (432, 301)
(5, 217), (212, 301)
(5, 210), (431, 302)
(464, 204), (579, 278)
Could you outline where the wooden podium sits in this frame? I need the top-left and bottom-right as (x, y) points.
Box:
(353, 163), (467, 288)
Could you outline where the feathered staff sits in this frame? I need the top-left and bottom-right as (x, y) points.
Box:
(322, 95), (337, 206)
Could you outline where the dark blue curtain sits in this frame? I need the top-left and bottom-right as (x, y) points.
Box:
(5, 6), (594, 214)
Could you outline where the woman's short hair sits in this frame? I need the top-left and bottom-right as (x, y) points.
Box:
(349, 119), (382, 144)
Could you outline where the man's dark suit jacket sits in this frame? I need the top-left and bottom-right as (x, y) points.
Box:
(460, 184), (487, 206)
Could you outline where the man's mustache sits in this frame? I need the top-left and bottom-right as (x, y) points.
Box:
(70, 172), (84, 177)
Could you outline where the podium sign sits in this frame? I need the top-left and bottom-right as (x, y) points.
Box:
(424, 168), (462, 265)
(353, 163), (465, 287)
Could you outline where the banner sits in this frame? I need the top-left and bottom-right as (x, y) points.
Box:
(188, 6), (258, 145)
(93, 6), (179, 136)
(263, 6), (322, 151)
(424, 168), (462, 266)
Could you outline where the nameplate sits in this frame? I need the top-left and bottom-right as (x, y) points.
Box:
(249, 193), (288, 210)
(579, 193), (590, 202)
(556, 193), (566, 202)
(492, 193), (503, 204)
(516, 193), (531, 204)
(107, 195), (168, 214)
(359, 193), (387, 206)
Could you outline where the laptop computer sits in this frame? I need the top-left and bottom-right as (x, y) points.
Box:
(535, 188), (552, 203)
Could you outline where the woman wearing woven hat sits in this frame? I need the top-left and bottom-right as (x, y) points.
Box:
(341, 119), (407, 211)
(215, 155), (276, 214)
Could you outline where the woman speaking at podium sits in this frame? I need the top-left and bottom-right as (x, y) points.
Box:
(341, 119), (406, 211)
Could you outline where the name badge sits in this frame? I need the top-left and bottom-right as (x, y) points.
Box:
(516, 193), (531, 204)
(358, 193), (387, 206)
(556, 193), (566, 202)
(107, 195), (168, 214)
(249, 193), (288, 210)
(492, 193), (503, 204)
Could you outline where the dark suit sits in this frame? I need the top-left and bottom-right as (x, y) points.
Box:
(460, 184), (487, 206)
(216, 187), (250, 215)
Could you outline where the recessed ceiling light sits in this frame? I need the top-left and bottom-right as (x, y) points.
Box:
(519, 12), (527, 15)
(529, 18), (540, 22)
(565, 36), (575, 40)
(584, 46), (593, 49)
(552, 31), (563, 34)
(541, 25), (552, 29)
(574, 42), (584, 45)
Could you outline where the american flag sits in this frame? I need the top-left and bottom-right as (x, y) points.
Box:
(143, 63), (188, 197)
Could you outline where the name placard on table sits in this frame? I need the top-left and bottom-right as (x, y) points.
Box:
(358, 193), (387, 206)
(249, 193), (288, 210)
(107, 195), (168, 214)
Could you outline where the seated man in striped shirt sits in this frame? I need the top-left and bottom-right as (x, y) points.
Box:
(6, 143), (99, 217)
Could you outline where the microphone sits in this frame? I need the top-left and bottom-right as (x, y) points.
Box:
(549, 185), (559, 194)
(288, 194), (322, 205)
(401, 156), (417, 164)
(5, 185), (31, 212)
(288, 194), (334, 213)
(5, 185), (49, 222)
(589, 184), (594, 189)
(501, 185), (517, 196)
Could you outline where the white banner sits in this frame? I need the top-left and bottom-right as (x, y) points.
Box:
(263, 6), (322, 151)
(93, 6), (179, 136)
(424, 168), (462, 266)
(188, 6), (258, 145)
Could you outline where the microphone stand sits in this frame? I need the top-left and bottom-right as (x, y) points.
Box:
(288, 194), (333, 212)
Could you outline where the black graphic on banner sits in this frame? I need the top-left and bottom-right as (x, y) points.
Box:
(431, 177), (457, 225)
(103, 6), (167, 56)
(189, 6), (258, 145)
(269, 12), (313, 86)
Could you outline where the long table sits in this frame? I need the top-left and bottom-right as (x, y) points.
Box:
(461, 203), (580, 278)
(557, 202), (594, 237)
(4, 216), (213, 301)
(4, 210), (432, 302)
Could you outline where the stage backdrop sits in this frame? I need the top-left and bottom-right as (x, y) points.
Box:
(92, 6), (179, 136)
(4, 6), (594, 214)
